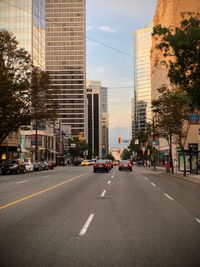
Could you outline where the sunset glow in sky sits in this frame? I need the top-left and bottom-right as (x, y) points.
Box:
(86, 0), (157, 132)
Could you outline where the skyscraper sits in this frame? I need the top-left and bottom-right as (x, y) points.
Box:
(0, 0), (46, 160)
(0, 0), (45, 69)
(132, 25), (152, 138)
(46, 0), (86, 139)
(86, 80), (109, 158)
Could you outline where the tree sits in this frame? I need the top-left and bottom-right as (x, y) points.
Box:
(153, 12), (200, 110)
(68, 137), (90, 160)
(30, 67), (58, 160)
(0, 29), (32, 145)
(107, 153), (115, 161)
(121, 149), (131, 160)
(152, 85), (191, 176)
(129, 131), (148, 161)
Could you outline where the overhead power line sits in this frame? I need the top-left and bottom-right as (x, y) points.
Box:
(0, 0), (133, 58)
(87, 37), (133, 58)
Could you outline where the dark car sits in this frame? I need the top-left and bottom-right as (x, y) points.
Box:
(41, 161), (49, 170)
(94, 160), (110, 173)
(119, 160), (132, 172)
(1, 159), (25, 175)
(47, 161), (55, 170)
(33, 161), (43, 171)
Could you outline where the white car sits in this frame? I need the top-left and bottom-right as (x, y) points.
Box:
(24, 159), (34, 172)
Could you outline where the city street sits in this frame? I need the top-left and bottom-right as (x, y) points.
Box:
(0, 166), (200, 267)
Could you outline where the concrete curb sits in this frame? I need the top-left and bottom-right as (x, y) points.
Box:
(149, 167), (200, 185)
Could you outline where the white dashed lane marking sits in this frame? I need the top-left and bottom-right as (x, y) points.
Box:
(101, 190), (106, 197)
(79, 214), (94, 236)
(164, 193), (174, 200)
(195, 218), (200, 224)
(16, 180), (28, 184)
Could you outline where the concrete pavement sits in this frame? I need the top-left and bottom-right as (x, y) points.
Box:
(0, 166), (200, 266)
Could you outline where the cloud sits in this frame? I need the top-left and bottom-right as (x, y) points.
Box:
(87, 24), (117, 33)
(97, 26), (116, 33)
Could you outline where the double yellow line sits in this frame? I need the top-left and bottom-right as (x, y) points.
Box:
(0, 172), (89, 211)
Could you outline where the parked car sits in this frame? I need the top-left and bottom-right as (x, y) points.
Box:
(33, 161), (43, 171)
(47, 161), (55, 170)
(94, 160), (110, 173)
(119, 160), (132, 172)
(1, 159), (26, 174)
(41, 161), (49, 170)
(24, 159), (34, 172)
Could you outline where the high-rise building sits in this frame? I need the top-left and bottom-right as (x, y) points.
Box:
(0, 0), (45, 69)
(0, 0), (46, 160)
(151, 0), (200, 168)
(101, 86), (109, 157)
(132, 25), (152, 138)
(86, 80), (109, 158)
(46, 0), (86, 139)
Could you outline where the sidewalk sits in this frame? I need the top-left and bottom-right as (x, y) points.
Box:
(149, 166), (200, 185)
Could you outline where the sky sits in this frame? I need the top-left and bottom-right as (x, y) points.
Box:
(86, 0), (158, 146)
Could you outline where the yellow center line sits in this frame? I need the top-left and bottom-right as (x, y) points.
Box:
(0, 171), (90, 211)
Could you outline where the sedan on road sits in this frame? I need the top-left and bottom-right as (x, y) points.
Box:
(81, 160), (90, 166)
(119, 160), (132, 172)
(93, 160), (110, 173)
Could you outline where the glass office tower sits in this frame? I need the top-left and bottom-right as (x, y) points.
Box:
(46, 0), (86, 138)
(132, 25), (152, 138)
(0, 0), (45, 69)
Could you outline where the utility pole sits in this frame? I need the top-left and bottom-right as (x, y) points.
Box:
(152, 117), (156, 170)
(35, 118), (38, 161)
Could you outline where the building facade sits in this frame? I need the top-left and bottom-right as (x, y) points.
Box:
(46, 0), (86, 139)
(86, 80), (109, 159)
(151, 0), (200, 169)
(132, 25), (152, 138)
(0, 0), (46, 160)
(0, 0), (45, 69)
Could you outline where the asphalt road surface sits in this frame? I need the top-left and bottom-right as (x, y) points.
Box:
(0, 166), (200, 267)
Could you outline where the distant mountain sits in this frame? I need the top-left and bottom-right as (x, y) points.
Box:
(109, 127), (132, 149)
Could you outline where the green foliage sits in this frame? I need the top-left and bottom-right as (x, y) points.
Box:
(68, 138), (90, 158)
(107, 153), (115, 161)
(0, 29), (58, 146)
(31, 67), (58, 123)
(153, 12), (200, 109)
(0, 29), (32, 145)
(152, 85), (191, 175)
(152, 85), (191, 141)
(121, 149), (131, 160)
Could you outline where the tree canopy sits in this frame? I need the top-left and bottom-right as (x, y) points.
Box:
(0, 29), (32, 145)
(152, 85), (191, 175)
(0, 29), (58, 146)
(153, 12), (200, 110)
